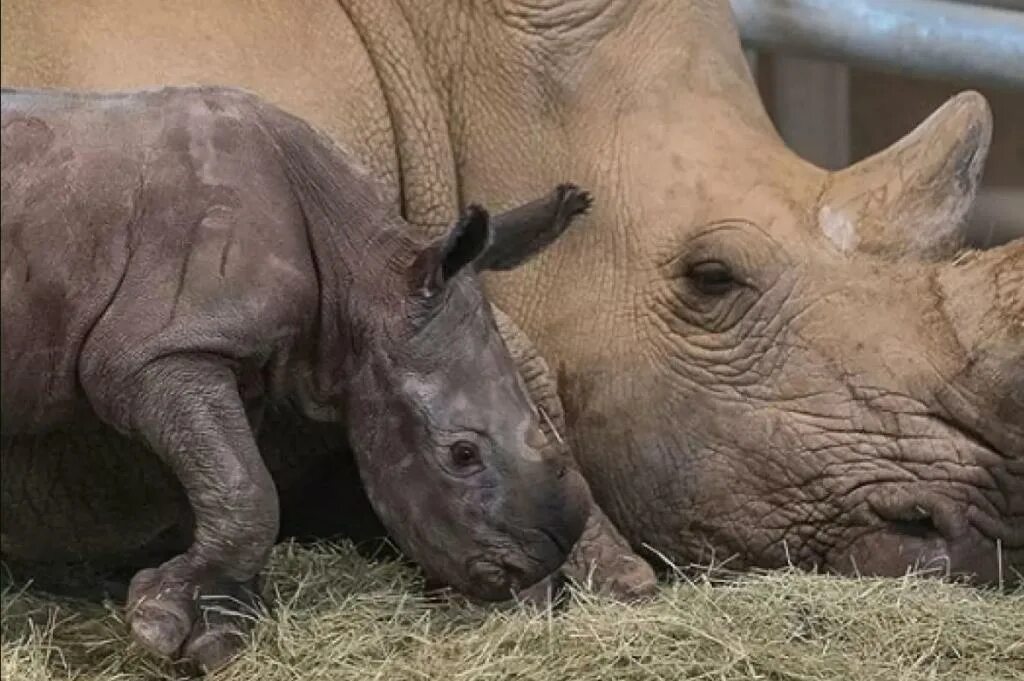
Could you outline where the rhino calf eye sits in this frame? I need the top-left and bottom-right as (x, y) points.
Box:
(449, 441), (483, 471)
(686, 260), (738, 296)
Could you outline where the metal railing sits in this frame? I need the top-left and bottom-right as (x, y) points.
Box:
(730, 0), (1024, 90)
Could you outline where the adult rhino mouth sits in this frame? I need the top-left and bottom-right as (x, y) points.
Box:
(836, 516), (1022, 585)
(826, 410), (1023, 585)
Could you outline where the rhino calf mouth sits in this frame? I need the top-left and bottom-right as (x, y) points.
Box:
(460, 525), (578, 600)
(464, 556), (547, 600)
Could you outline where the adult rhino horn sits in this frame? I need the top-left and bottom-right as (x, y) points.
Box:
(819, 91), (992, 260)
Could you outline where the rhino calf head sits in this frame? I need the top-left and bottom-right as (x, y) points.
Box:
(335, 187), (596, 600)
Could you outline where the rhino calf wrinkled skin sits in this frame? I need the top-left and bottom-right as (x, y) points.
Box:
(0, 85), (594, 671)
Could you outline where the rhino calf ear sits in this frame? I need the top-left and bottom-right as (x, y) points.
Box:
(476, 183), (592, 272)
(408, 204), (491, 297)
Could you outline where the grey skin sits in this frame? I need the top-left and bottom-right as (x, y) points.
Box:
(0, 85), (593, 670)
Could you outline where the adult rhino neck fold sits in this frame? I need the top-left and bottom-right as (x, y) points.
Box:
(338, 0), (461, 238)
(343, 1), (779, 238)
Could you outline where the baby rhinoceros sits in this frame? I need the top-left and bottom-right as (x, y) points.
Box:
(0, 86), (593, 671)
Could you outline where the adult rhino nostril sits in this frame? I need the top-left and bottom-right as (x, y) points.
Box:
(887, 515), (942, 540)
(873, 499), (955, 541)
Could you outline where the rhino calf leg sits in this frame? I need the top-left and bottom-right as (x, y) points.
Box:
(515, 503), (656, 604)
(562, 503), (657, 601)
(85, 355), (278, 670)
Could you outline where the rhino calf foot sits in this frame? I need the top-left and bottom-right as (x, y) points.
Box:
(514, 572), (567, 607)
(127, 558), (261, 672)
(562, 505), (658, 602)
(565, 553), (658, 602)
(181, 596), (259, 673)
(516, 553), (656, 605)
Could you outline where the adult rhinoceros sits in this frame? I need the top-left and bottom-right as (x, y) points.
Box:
(2, 0), (1021, 588)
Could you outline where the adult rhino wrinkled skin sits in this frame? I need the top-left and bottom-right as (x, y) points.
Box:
(3, 0), (1022, 585)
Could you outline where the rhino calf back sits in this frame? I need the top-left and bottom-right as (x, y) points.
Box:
(2, 87), (319, 433)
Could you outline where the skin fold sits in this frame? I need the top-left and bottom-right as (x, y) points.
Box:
(1, 86), (595, 670)
(2, 0), (1021, 593)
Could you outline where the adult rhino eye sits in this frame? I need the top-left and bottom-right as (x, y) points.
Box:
(449, 440), (483, 471)
(686, 260), (738, 296)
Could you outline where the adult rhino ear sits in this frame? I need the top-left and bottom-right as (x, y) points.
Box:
(408, 205), (491, 297)
(820, 91), (992, 260)
(475, 183), (592, 271)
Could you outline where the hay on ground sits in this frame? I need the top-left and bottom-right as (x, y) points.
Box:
(2, 542), (1022, 681)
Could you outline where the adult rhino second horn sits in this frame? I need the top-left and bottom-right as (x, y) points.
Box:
(821, 90), (993, 260)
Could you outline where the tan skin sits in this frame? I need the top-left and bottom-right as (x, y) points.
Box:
(2, 0), (1021, 595)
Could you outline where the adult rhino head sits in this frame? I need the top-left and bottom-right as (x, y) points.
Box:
(546, 91), (1023, 581)
(362, 0), (1023, 582)
(4, 0), (1020, 584)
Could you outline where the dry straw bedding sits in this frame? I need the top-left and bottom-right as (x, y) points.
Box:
(2, 542), (1022, 681)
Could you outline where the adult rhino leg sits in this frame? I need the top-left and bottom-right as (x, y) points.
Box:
(491, 306), (656, 600)
(82, 354), (277, 672)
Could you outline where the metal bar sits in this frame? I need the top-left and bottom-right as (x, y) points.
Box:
(769, 56), (850, 169)
(743, 47), (759, 81)
(730, 0), (1024, 90)
(967, 187), (1024, 247)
